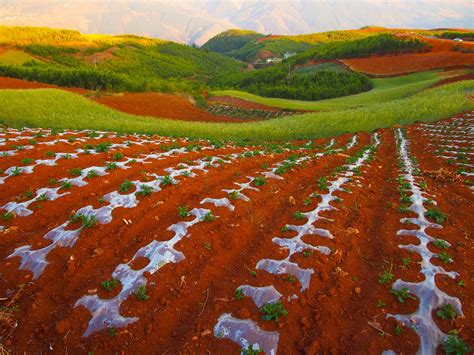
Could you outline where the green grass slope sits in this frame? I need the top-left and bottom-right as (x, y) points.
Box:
(201, 29), (263, 53)
(0, 81), (472, 141)
(0, 50), (38, 65)
(211, 70), (444, 111)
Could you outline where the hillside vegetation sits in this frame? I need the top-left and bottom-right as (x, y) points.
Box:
(0, 81), (471, 141)
(209, 34), (429, 101)
(201, 29), (263, 53)
(0, 26), (244, 94)
(211, 71), (446, 111)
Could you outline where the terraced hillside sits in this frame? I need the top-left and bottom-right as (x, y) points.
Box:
(0, 111), (472, 353)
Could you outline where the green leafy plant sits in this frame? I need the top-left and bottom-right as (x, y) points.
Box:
(433, 239), (450, 249)
(178, 206), (190, 218)
(101, 279), (118, 292)
(136, 285), (149, 301)
(203, 212), (216, 222)
(234, 288), (245, 301)
(70, 167), (82, 176)
(442, 331), (472, 355)
(36, 193), (49, 202)
(391, 287), (416, 303)
(253, 176), (267, 186)
(70, 213), (97, 228)
(426, 208), (446, 224)
(61, 181), (73, 189)
(379, 269), (394, 284)
(108, 326), (116, 338)
(106, 162), (117, 170)
(436, 304), (456, 320)
(260, 301), (288, 321)
(438, 252), (453, 264)
(20, 158), (33, 165)
(1, 212), (14, 221)
(317, 177), (328, 190)
(293, 211), (305, 220)
(241, 345), (262, 355)
(136, 185), (152, 197)
(161, 175), (173, 186)
(95, 142), (112, 153)
(228, 190), (240, 200)
(113, 152), (124, 160)
(11, 167), (22, 176)
(86, 170), (99, 178)
(119, 179), (133, 192)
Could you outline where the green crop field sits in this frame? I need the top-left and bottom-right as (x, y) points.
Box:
(0, 50), (38, 65)
(210, 70), (453, 111)
(0, 81), (472, 141)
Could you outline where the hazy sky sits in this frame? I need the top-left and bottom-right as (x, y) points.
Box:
(1, 0), (473, 44)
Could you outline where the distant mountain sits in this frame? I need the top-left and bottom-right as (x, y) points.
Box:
(0, 0), (472, 45)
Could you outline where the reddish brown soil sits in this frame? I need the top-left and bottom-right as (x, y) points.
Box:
(0, 115), (472, 354)
(0, 76), (87, 94)
(431, 73), (474, 88)
(342, 37), (474, 75)
(0, 77), (242, 123)
(92, 92), (244, 123)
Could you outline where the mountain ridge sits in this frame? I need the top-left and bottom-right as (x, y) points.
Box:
(1, 0), (472, 45)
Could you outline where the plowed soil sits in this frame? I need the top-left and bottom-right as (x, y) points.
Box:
(342, 37), (474, 75)
(93, 92), (242, 122)
(0, 77), (239, 122)
(0, 111), (472, 354)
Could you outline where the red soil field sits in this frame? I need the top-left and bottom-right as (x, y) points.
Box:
(0, 112), (472, 353)
(342, 37), (474, 75)
(431, 73), (474, 88)
(92, 92), (243, 123)
(0, 77), (242, 123)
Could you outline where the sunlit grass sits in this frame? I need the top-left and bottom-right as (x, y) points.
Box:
(0, 81), (472, 141)
(211, 70), (445, 111)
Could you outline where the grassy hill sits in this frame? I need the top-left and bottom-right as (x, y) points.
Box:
(202, 27), (474, 62)
(211, 70), (447, 111)
(201, 29), (263, 53)
(0, 26), (244, 94)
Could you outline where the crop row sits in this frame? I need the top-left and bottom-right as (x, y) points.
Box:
(214, 134), (379, 353)
(206, 104), (296, 120)
(387, 128), (467, 353)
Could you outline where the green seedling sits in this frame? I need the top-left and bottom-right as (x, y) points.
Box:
(119, 179), (133, 192)
(178, 206), (190, 218)
(21, 158), (33, 165)
(70, 168), (82, 176)
(136, 285), (149, 301)
(228, 190), (240, 201)
(86, 170), (99, 178)
(442, 331), (472, 355)
(426, 208), (446, 224)
(136, 185), (152, 197)
(161, 175), (173, 186)
(253, 176), (267, 187)
(101, 279), (118, 292)
(106, 162), (117, 170)
(379, 269), (394, 284)
(113, 152), (124, 160)
(436, 304), (456, 320)
(260, 301), (288, 321)
(234, 288), (245, 301)
(433, 239), (450, 249)
(203, 212), (216, 222)
(391, 287), (416, 303)
(438, 252), (453, 264)
(293, 211), (305, 220)
(61, 181), (73, 189)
